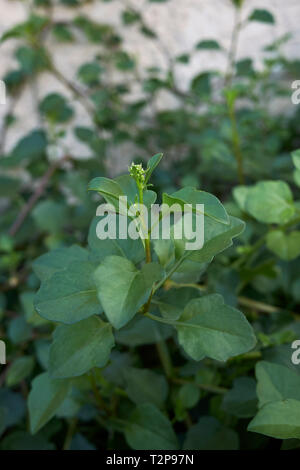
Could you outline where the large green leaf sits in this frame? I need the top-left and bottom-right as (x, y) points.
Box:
(35, 261), (101, 324)
(124, 403), (178, 450)
(28, 372), (70, 434)
(176, 294), (256, 361)
(94, 256), (163, 329)
(245, 181), (295, 224)
(248, 399), (300, 439)
(49, 316), (114, 378)
(32, 245), (90, 282)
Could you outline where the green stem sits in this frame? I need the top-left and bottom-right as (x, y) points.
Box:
(138, 185), (151, 263)
(156, 340), (173, 378)
(153, 256), (187, 293)
(172, 377), (228, 395)
(63, 418), (77, 451)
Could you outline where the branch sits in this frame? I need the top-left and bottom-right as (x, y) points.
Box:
(8, 155), (70, 237)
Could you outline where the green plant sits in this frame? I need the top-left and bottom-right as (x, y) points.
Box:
(1, 0), (300, 451)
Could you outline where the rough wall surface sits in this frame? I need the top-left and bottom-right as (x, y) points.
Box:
(0, 0), (299, 171)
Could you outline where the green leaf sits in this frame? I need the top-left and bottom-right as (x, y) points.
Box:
(196, 40), (221, 50)
(249, 9), (275, 24)
(124, 403), (178, 450)
(9, 129), (47, 164)
(1, 431), (55, 450)
(88, 215), (145, 264)
(183, 416), (239, 450)
(191, 72), (213, 97)
(39, 93), (73, 123)
(186, 215), (245, 265)
(8, 316), (32, 344)
(176, 294), (256, 361)
(6, 356), (35, 387)
(163, 186), (229, 224)
(222, 377), (257, 418)
(292, 149), (300, 170)
(145, 153), (163, 184)
(115, 315), (172, 346)
(245, 181), (295, 224)
(32, 245), (89, 282)
(77, 62), (102, 86)
(123, 367), (168, 408)
(28, 372), (70, 433)
(88, 177), (124, 207)
(156, 287), (201, 321)
(121, 9), (141, 25)
(255, 361), (300, 408)
(248, 399), (300, 439)
(294, 169), (300, 188)
(177, 383), (200, 409)
(266, 230), (300, 261)
(34, 261), (101, 324)
(94, 256), (163, 329)
(49, 316), (114, 378)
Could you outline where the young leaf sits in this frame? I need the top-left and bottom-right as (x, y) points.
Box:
(49, 316), (114, 378)
(176, 294), (256, 361)
(124, 403), (178, 450)
(94, 256), (163, 329)
(145, 153), (163, 184)
(28, 373), (70, 434)
(34, 261), (101, 324)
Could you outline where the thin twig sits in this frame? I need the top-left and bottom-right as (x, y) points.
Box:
(8, 156), (70, 237)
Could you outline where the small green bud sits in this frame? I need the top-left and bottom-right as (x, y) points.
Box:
(129, 162), (146, 187)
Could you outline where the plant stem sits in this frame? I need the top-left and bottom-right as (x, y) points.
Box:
(156, 340), (173, 378)
(63, 418), (77, 451)
(227, 96), (244, 185)
(8, 155), (70, 237)
(225, 4), (243, 87)
(88, 372), (109, 413)
(172, 377), (228, 395)
(138, 185), (151, 263)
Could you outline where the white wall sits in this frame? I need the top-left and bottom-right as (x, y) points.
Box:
(0, 0), (299, 171)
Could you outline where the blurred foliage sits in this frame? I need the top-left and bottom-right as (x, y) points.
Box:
(0, 0), (300, 451)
